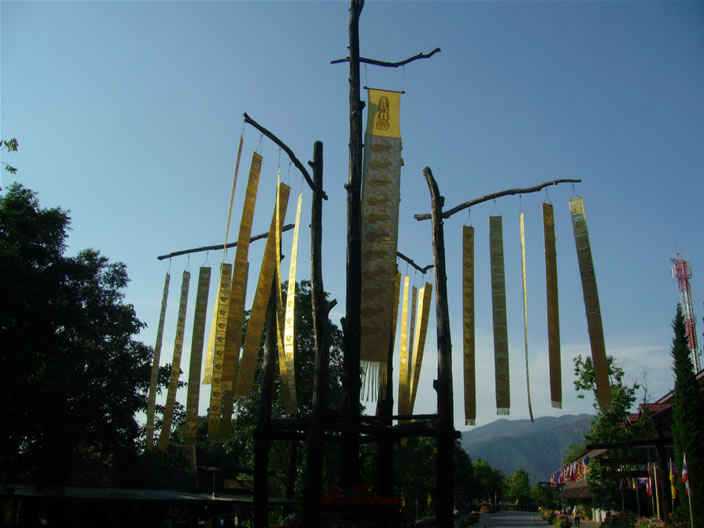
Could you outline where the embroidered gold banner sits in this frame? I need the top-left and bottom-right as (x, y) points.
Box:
(490, 216), (510, 415)
(398, 275), (411, 417)
(409, 282), (432, 413)
(409, 284), (417, 391)
(570, 198), (611, 407)
(360, 89), (403, 394)
(282, 192), (303, 415)
(274, 178), (293, 414)
(520, 213), (534, 422)
(158, 270), (191, 450)
(235, 183), (291, 399)
(207, 263), (233, 436)
(463, 226), (476, 426)
(146, 272), (170, 448)
(202, 299), (218, 385)
(184, 267), (212, 443)
(543, 203), (562, 409)
(222, 152), (262, 390)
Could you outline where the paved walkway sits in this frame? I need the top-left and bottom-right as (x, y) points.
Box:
(467, 510), (602, 528)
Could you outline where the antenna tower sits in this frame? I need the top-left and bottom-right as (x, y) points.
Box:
(671, 254), (702, 372)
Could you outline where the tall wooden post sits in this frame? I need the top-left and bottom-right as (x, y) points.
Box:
(253, 284), (277, 528)
(423, 166), (455, 528)
(303, 141), (328, 525)
(375, 327), (395, 496)
(342, 0), (364, 488)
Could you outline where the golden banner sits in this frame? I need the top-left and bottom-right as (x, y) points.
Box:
(462, 226), (476, 426)
(409, 284), (417, 389)
(282, 193), (303, 415)
(360, 90), (403, 387)
(379, 271), (401, 404)
(543, 203), (562, 409)
(184, 267), (212, 443)
(520, 213), (534, 422)
(207, 263), (233, 436)
(570, 198), (611, 407)
(202, 298), (218, 385)
(158, 270), (191, 450)
(235, 183), (291, 399)
(398, 275), (411, 417)
(409, 282), (432, 413)
(490, 216), (510, 415)
(146, 271), (170, 448)
(222, 152), (262, 391)
(274, 178), (292, 414)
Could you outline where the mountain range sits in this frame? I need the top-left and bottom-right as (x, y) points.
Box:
(459, 414), (593, 484)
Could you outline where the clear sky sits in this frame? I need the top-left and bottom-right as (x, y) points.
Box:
(3, 1), (704, 430)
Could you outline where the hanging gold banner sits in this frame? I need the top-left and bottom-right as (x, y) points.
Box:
(235, 183), (291, 399)
(207, 263), (233, 436)
(274, 178), (292, 414)
(398, 275), (411, 417)
(570, 198), (611, 407)
(184, 267), (212, 443)
(490, 216), (510, 415)
(462, 226), (476, 426)
(360, 89), (403, 396)
(282, 193), (303, 415)
(409, 284), (417, 391)
(378, 271), (401, 406)
(543, 203), (562, 409)
(409, 282), (432, 413)
(146, 272), (170, 448)
(520, 213), (534, 422)
(202, 292), (219, 384)
(158, 270), (191, 450)
(222, 152), (262, 390)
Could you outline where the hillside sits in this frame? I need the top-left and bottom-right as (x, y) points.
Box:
(459, 414), (593, 484)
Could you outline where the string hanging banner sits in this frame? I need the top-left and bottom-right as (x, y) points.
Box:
(146, 271), (170, 448)
(410, 282), (433, 413)
(462, 226), (476, 426)
(543, 203), (562, 409)
(520, 212), (534, 422)
(398, 275), (411, 417)
(360, 88), (403, 400)
(207, 263), (233, 436)
(184, 267), (212, 442)
(570, 197), (611, 407)
(489, 216), (510, 415)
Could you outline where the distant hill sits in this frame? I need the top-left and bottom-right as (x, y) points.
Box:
(459, 414), (593, 484)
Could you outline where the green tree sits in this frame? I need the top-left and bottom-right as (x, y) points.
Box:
(506, 468), (531, 509)
(670, 307), (704, 525)
(0, 184), (154, 489)
(471, 458), (505, 504)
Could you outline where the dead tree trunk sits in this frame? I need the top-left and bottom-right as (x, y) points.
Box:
(303, 141), (329, 525)
(342, 0), (364, 489)
(423, 166), (455, 528)
(253, 284), (278, 528)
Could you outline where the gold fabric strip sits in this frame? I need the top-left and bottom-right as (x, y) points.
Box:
(490, 216), (510, 415)
(274, 179), (292, 414)
(282, 193), (303, 415)
(360, 89), (403, 380)
(207, 263), (233, 436)
(235, 183), (291, 399)
(520, 213), (534, 422)
(543, 203), (562, 409)
(398, 275), (411, 417)
(463, 226), (476, 426)
(202, 298), (218, 384)
(222, 152), (262, 391)
(159, 270), (191, 450)
(184, 267), (212, 443)
(408, 285), (417, 398)
(569, 198), (611, 407)
(222, 135), (244, 253)
(409, 282), (433, 413)
(146, 272), (170, 448)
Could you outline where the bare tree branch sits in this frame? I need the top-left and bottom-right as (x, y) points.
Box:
(157, 224), (294, 261)
(331, 47), (441, 68)
(397, 251), (433, 274)
(414, 178), (582, 221)
(243, 112), (327, 200)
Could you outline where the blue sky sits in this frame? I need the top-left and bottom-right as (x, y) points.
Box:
(2, 1), (703, 430)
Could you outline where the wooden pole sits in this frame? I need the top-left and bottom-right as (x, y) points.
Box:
(423, 166), (455, 528)
(253, 283), (277, 528)
(342, 0), (364, 489)
(303, 141), (328, 526)
(375, 322), (395, 496)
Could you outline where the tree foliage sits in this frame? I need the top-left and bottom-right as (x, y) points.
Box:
(506, 468), (531, 509)
(670, 307), (704, 525)
(0, 184), (154, 489)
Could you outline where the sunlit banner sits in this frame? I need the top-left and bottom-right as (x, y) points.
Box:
(207, 263), (233, 436)
(184, 267), (212, 443)
(520, 212), (534, 421)
(409, 282), (433, 413)
(398, 275), (411, 417)
(543, 203), (562, 409)
(159, 270), (191, 450)
(463, 226), (476, 426)
(570, 197), (611, 407)
(490, 216), (510, 415)
(146, 271), (170, 448)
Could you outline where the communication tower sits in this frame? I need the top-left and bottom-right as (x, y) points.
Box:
(671, 254), (702, 372)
